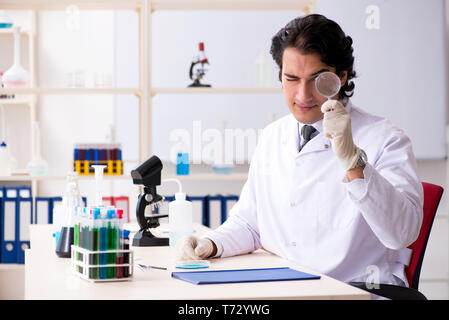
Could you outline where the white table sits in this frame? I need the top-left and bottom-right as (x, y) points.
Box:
(25, 224), (370, 300)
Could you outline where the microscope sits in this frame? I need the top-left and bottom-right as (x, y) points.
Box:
(188, 42), (211, 88)
(131, 155), (169, 246)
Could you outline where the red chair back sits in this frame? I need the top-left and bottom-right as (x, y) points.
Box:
(405, 182), (443, 289)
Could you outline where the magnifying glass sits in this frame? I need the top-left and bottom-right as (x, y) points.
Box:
(315, 71), (341, 100)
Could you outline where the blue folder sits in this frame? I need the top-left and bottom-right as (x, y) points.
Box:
(0, 197), (32, 264)
(171, 267), (320, 285)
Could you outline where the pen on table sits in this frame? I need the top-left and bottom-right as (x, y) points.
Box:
(138, 263), (167, 270)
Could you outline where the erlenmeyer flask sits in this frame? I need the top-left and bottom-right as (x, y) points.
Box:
(2, 26), (29, 88)
(55, 173), (83, 258)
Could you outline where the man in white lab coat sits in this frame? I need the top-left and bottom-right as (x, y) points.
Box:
(179, 14), (423, 294)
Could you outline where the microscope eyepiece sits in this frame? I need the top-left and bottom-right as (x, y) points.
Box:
(131, 155), (163, 187)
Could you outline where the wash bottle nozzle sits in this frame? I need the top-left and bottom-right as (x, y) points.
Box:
(92, 165), (107, 207)
(162, 178), (183, 196)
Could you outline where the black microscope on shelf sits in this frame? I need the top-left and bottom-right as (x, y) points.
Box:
(131, 155), (169, 246)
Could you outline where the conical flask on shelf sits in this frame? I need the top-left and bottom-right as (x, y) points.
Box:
(2, 26), (29, 88)
(26, 121), (48, 176)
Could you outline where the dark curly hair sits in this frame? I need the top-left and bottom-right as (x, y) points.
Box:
(270, 14), (356, 100)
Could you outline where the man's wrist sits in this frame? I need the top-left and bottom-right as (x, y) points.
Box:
(205, 238), (217, 257)
(347, 147), (367, 170)
(346, 165), (365, 181)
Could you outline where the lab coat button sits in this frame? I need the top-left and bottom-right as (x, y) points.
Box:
(290, 201), (296, 207)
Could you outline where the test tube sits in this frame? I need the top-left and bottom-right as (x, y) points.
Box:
(89, 208), (100, 279)
(99, 207), (108, 279)
(78, 208), (85, 273)
(116, 209), (124, 278)
(73, 206), (80, 260)
(84, 208), (91, 253)
(106, 208), (116, 279)
(73, 207), (82, 274)
(123, 229), (130, 278)
(87, 209), (96, 279)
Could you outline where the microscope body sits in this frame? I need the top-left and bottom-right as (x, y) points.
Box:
(131, 156), (169, 247)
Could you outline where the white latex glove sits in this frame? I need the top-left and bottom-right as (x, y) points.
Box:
(321, 100), (359, 170)
(176, 235), (215, 260)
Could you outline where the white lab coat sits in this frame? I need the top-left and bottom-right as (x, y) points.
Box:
(205, 100), (424, 287)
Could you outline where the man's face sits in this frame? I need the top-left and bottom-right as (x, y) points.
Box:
(281, 47), (347, 124)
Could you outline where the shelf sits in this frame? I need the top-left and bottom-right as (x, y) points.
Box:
(151, 0), (313, 11)
(0, 28), (31, 36)
(0, 96), (35, 105)
(0, 0), (142, 10)
(0, 172), (248, 182)
(0, 264), (24, 270)
(0, 0), (313, 12)
(0, 87), (281, 96)
(0, 175), (131, 181)
(152, 87), (283, 95)
(0, 88), (140, 95)
(163, 172), (248, 181)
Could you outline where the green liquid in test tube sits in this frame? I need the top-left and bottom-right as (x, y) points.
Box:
(74, 207), (79, 260)
(89, 208), (100, 279)
(99, 208), (107, 279)
(106, 209), (117, 279)
(88, 209), (95, 279)
(116, 208), (124, 278)
(91, 164), (108, 278)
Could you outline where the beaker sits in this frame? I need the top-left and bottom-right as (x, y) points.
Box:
(55, 173), (83, 258)
(55, 205), (74, 258)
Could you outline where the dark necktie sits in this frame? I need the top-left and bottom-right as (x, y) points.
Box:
(300, 125), (317, 151)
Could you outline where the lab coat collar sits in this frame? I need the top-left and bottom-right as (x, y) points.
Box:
(281, 99), (353, 158)
(281, 115), (330, 158)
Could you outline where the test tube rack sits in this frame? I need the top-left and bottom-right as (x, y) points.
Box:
(71, 245), (134, 283)
(73, 143), (123, 176)
(74, 160), (123, 176)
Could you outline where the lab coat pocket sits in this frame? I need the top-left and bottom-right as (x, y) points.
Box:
(316, 182), (357, 230)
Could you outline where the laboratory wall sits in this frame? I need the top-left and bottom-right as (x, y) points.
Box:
(37, 11), (115, 177)
(0, 3), (448, 300)
(130, 0), (448, 162)
(316, 0), (447, 159)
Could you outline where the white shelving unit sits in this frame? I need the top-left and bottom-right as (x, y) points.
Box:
(0, 10), (38, 197)
(0, 0), (314, 11)
(0, 0), (314, 189)
(0, 88), (139, 95)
